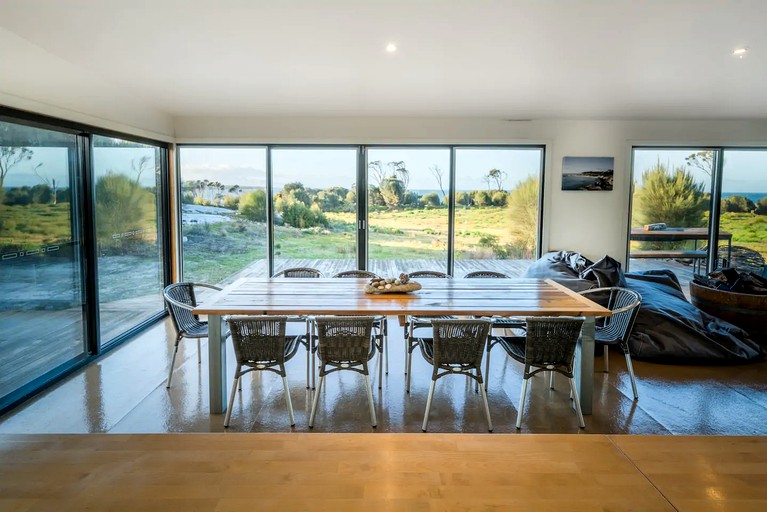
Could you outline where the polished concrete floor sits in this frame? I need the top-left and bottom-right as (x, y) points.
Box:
(1, 317), (766, 435)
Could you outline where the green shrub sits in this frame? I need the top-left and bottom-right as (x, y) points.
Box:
(472, 190), (491, 207)
(490, 190), (508, 206)
(420, 192), (441, 207)
(282, 202), (328, 229)
(94, 173), (154, 251)
(757, 197), (767, 215)
(633, 163), (708, 228)
(722, 195), (756, 213)
(238, 190), (267, 222)
(506, 176), (539, 254)
(454, 191), (472, 207)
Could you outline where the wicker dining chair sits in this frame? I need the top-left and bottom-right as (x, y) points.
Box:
(464, 270), (527, 392)
(499, 316), (586, 429)
(272, 267), (323, 388)
(417, 319), (493, 432)
(223, 316), (300, 428)
(404, 270), (455, 391)
(163, 282), (228, 388)
(578, 287), (642, 400)
(332, 270), (389, 381)
(309, 316), (378, 428)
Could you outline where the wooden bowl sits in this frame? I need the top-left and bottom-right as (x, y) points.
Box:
(364, 282), (422, 294)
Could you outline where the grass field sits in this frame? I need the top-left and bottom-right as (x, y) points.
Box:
(4, 202), (765, 287)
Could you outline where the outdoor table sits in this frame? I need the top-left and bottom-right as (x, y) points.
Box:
(193, 277), (611, 415)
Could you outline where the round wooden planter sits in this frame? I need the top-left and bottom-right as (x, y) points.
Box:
(689, 281), (767, 347)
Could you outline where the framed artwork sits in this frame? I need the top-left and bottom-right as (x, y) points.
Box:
(562, 156), (614, 191)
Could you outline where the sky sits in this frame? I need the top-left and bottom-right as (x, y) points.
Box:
(4, 144), (765, 194)
(178, 146), (544, 192)
(562, 156), (614, 175)
(633, 149), (767, 192)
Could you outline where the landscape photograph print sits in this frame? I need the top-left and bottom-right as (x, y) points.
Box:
(562, 156), (614, 191)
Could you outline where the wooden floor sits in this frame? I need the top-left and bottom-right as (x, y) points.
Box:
(0, 433), (764, 511)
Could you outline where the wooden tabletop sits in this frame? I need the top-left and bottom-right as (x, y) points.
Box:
(630, 227), (732, 241)
(193, 278), (611, 317)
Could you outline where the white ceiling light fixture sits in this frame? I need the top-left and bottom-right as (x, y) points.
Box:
(386, 42), (397, 53)
(732, 47), (749, 58)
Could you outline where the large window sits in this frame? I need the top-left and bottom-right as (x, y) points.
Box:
(93, 136), (167, 343)
(719, 150), (767, 272)
(454, 147), (543, 276)
(178, 144), (545, 280)
(0, 120), (87, 404)
(178, 147), (268, 285)
(367, 148), (451, 275)
(272, 147), (358, 275)
(0, 110), (170, 412)
(629, 147), (767, 295)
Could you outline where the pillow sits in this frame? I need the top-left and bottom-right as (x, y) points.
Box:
(579, 255), (627, 288)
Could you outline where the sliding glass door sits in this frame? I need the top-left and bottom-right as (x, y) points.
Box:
(178, 146), (268, 284)
(93, 136), (167, 344)
(0, 119), (87, 405)
(366, 147), (451, 275)
(453, 147), (543, 276)
(718, 150), (767, 273)
(272, 147), (358, 276)
(178, 144), (545, 280)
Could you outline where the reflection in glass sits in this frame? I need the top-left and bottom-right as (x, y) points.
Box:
(93, 135), (165, 343)
(179, 147), (268, 285)
(272, 148), (358, 276)
(0, 120), (86, 403)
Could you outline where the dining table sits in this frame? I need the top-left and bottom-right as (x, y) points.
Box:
(193, 277), (612, 415)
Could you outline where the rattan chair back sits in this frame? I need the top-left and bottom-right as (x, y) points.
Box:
(464, 270), (510, 278)
(273, 267), (324, 278)
(332, 270), (380, 279)
(314, 316), (375, 374)
(408, 270), (450, 278)
(579, 287), (641, 345)
(430, 319), (491, 370)
(523, 317), (584, 378)
(227, 316), (295, 375)
(164, 283), (200, 334)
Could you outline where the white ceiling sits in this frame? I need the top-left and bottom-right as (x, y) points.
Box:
(1, 0), (766, 120)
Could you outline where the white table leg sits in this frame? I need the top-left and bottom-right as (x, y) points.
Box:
(208, 314), (227, 414)
(574, 316), (595, 415)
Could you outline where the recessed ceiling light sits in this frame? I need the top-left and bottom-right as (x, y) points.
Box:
(386, 43), (397, 53)
(733, 47), (748, 58)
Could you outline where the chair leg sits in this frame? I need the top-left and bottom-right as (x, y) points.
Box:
(309, 375), (324, 428)
(603, 345), (609, 372)
(166, 336), (181, 388)
(305, 338), (310, 390)
(422, 380), (436, 432)
(238, 376), (243, 391)
(624, 349), (639, 400)
(223, 375), (240, 428)
(549, 371), (555, 389)
(516, 378), (529, 429)
(282, 375), (295, 427)
(406, 346), (413, 393)
(197, 338), (202, 364)
(311, 322), (317, 390)
(364, 374), (377, 428)
(569, 377), (586, 428)
(378, 335), (384, 390)
(484, 340), (491, 393)
(474, 368), (479, 394)
(384, 318), (389, 375)
(479, 378), (493, 432)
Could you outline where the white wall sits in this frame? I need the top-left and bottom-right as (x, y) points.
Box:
(0, 28), (174, 141)
(174, 116), (767, 264)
